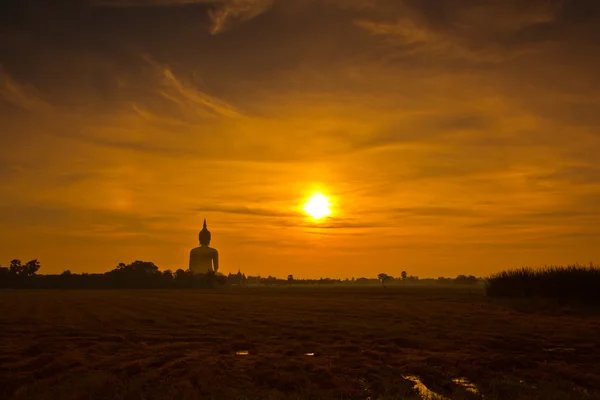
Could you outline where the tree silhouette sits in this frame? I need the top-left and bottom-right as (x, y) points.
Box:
(7, 259), (40, 276)
(9, 259), (23, 275)
(378, 273), (391, 287)
(24, 259), (40, 276)
(401, 271), (407, 280)
(126, 260), (158, 274)
(454, 274), (478, 285)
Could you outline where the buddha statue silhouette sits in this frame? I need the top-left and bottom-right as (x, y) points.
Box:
(189, 219), (219, 274)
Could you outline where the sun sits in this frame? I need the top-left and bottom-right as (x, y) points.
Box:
(303, 192), (332, 220)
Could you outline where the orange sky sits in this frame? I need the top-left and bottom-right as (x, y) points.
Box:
(1, 0), (600, 278)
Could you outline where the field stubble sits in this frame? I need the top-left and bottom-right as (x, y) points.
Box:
(1, 286), (599, 399)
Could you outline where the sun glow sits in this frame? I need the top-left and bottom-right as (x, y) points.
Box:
(303, 192), (332, 220)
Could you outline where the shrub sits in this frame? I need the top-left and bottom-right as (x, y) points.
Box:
(485, 264), (600, 304)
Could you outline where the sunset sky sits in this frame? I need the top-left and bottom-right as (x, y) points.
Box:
(2, 0), (600, 278)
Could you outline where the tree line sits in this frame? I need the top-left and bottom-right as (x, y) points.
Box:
(0, 259), (482, 290)
(0, 260), (227, 289)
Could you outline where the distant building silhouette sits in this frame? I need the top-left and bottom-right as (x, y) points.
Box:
(189, 219), (219, 274)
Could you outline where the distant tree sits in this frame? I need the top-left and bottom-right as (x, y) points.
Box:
(378, 273), (391, 287)
(288, 274), (294, 283)
(130, 260), (159, 274)
(206, 269), (217, 287)
(401, 271), (407, 280)
(173, 269), (196, 288)
(0, 266), (10, 282)
(107, 260), (162, 288)
(162, 270), (173, 287)
(174, 269), (186, 280)
(61, 270), (72, 276)
(24, 259), (41, 276)
(454, 275), (478, 285)
(9, 259), (23, 275)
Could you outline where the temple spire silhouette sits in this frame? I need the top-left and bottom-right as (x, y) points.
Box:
(189, 218), (219, 274)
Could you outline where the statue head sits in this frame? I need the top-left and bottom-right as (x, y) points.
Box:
(199, 219), (211, 245)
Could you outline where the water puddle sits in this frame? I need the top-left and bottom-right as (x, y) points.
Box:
(402, 375), (449, 400)
(235, 350), (249, 356)
(304, 353), (315, 356)
(519, 379), (537, 390)
(358, 378), (370, 395)
(453, 377), (481, 396)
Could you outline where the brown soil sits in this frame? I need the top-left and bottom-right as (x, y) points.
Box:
(1, 286), (599, 399)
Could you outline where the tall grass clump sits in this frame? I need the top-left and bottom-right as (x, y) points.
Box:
(485, 264), (600, 304)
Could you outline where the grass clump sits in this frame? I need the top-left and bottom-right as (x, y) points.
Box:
(485, 264), (600, 304)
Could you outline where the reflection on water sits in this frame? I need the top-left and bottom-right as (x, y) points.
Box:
(519, 379), (538, 390)
(453, 377), (481, 395)
(304, 353), (315, 356)
(402, 375), (450, 400)
(358, 377), (370, 394)
(235, 350), (249, 356)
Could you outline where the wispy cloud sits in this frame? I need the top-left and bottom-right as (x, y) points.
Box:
(0, 66), (51, 113)
(94, 0), (274, 34)
(144, 56), (241, 118)
(208, 0), (273, 34)
(392, 206), (479, 218)
(159, 67), (241, 117)
(197, 205), (299, 217)
(354, 1), (562, 64)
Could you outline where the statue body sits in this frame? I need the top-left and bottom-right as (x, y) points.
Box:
(189, 245), (219, 274)
(189, 219), (219, 274)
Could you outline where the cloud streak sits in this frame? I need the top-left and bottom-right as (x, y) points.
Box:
(208, 0), (273, 35)
(0, 66), (51, 113)
(145, 56), (242, 118)
(94, 0), (274, 34)
(197, 205), (299, 217)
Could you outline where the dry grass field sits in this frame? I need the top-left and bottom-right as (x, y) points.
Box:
(1, 286), (599, 400)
